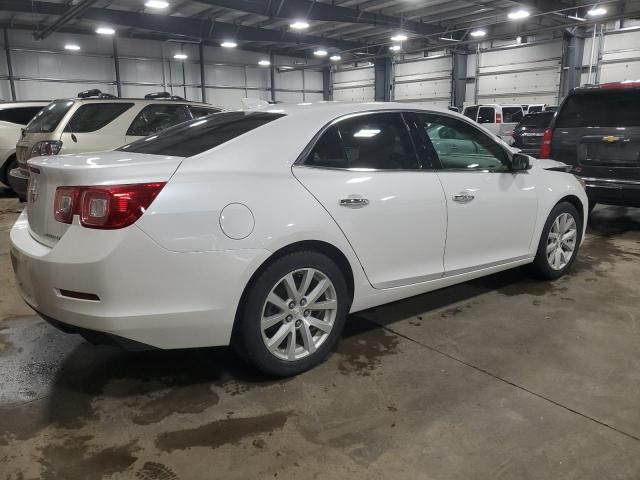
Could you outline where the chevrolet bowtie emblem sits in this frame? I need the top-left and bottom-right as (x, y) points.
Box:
(603, 135), (620, 143)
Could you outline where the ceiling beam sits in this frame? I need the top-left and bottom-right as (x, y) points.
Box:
(0, 0), (363, 50)
(33, 0), (99, 40)
(192, 0), (444, 36)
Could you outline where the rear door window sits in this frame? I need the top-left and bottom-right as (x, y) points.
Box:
(126, 104), (191, 136)
(502, 107), (523, 123)
(120, 112), (282, 157)
(306, 126), (348, 169)
(64, 103), (134, 133)
(0, 106), (44, 125)
(556, 90), (640, 127)
(477, 107), (495, 124)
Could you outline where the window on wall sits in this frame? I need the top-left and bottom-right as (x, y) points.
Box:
(126, 104), (191, 136)
(414, 113), (510, 171)
(64, 103), (134, 133)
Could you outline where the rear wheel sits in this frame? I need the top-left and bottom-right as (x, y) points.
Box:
(532, 202), (582, 279)
(0, 156), (16, 188)
(236, 251), (350, 377)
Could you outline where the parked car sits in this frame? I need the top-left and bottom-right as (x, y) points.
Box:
(0, 101), (49, 189)
(512, 111), (555, 157)
(9, 90), (222, 199)
(462, 104), (524, 142)
(541, 82), (640, 209)
(10, 103), (587, 376)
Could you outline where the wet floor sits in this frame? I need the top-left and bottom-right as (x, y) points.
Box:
(1, 193), (640, 479)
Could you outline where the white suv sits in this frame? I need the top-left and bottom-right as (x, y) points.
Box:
(10, 90), (222, 199)
(0, 101), (49, 189)
(462, 104), (525, 142)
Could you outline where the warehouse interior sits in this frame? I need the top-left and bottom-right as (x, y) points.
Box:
(1, 1), (640, 479)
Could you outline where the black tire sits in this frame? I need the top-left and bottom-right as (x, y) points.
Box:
(235, 251), (350, 377)
(532, 201), (582, 280)
(0, 155), (16, 187)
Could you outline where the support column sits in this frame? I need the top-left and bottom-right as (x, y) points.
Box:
(3, 28), (16, 100)
(199, 42), (206, 103)
(374, 57), (392, 102)
(112, 36), (122, 97)
(560, 28), (585, 100)
(269, 52), (276, 102)
(322, 66), (331, 101)
(451, 50), (468, 109)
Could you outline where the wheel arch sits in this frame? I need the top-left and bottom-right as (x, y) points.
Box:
(232, 240), (355, 338)
(557, 194), (585, 228)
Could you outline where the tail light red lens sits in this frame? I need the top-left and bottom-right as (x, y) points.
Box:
(495, 113), (502, 124)
(53, 182), (166, 229)
(539, 128), (554, 159)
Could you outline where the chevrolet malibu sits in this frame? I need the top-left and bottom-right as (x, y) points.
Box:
(10, 103), (587, 376)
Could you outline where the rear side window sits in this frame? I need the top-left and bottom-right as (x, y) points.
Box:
(519, 112), (554, 129)
(502, 107), (523, 123)
(477, 107), (495, 124)
(127, 104), (191, 136)
(65, 103), (134, 133)
(306, 126), (347, 168)
(463, 106), (478, 121)
(25, 100), (74, 133)
(0, 106), (44, 125)
(528, 105), (543, 113)
(556, 91), (640, 128)
(119, 112), (282, 157)
(189, 106), (221, 118)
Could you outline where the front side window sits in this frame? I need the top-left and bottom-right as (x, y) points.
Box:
(0, 106), (44, 125)
(25, 100), (75, 133)
(477, 106), (495, 124)
(65, 103), (134, 133)
(126, 104), (191, 137)
(332, 112), (418, 169)
(416, 113), (510, 171)
(503, 107), (524, 123)
(120, 112), (283, 157)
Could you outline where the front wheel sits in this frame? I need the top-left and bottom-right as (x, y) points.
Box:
(532, 201), (582, 279)
(235, 251), (350, 377)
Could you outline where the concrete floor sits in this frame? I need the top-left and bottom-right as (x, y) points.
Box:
(1, 188), (640, 480)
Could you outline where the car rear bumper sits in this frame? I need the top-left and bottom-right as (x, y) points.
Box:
(10, 210), (271, 349)
(8, 166), (28, 199)
(581, 176), (640, 207)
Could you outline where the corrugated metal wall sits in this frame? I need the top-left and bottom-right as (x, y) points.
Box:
(393, 54), (451, 108)
(0, 30), (323, 108)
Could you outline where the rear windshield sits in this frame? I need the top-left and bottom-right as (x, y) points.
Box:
(119, 111), (283, 157)
(556, 90), (640, 128)
(518, 112), (554, 129)
(502, 107), (524, 123)
(25, 100), (75, 133)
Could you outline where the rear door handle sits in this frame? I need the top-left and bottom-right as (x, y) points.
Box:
(452, 192), (475, 203)
(340, 197), (370, 208)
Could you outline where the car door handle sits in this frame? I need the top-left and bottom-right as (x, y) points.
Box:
(340, 197), (370, 208)
(452, 192), (475, 203)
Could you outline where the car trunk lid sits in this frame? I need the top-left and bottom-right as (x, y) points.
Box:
(26, 151), (183, 247)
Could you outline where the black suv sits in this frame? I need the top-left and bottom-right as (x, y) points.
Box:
(512, 111), (555, 157)
(541, 82), (640, 208)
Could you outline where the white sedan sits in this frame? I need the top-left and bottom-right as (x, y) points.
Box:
(10, 103), (587, 376)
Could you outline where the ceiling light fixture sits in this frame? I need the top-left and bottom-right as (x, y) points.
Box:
(221, 41), (237, 48)
(313, 49), (328, 56)
(173, 53), (187, 60)
(64, 44), (81, 51)
(258, 59), (271, 66)
(508, 9), (530, 20)
(96, 27), (115, 35)
(389, 45), (401, 52)
(290, 20), (310, 30)
(587, 7), (607, 16)
(470, 29), (487, 37)
(145, 0), (169, 8)
(391, 33), (408, 42)
(329, 54), (341, 61)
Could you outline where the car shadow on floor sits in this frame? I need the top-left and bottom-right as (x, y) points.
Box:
(0, 186), (17, 199)
(28, 206), (640, 429)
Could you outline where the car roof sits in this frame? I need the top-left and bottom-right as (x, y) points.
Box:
(0, 101), (50, 107)
(51, 97), (215, 107)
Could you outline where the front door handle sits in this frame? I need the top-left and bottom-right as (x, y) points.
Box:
(452, 192), (475, 203)
(340, 197), (370, 208)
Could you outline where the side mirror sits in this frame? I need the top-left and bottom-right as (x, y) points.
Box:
(511, 153), (530, 171)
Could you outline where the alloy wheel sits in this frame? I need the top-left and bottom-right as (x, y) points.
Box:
(546, 212), (577, 270)
(261, 268), (337, 361)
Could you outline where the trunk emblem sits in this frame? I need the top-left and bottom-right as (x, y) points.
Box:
(603, 136), (620, 143)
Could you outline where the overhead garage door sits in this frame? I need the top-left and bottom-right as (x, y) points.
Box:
(333, 67), (374, 102)
(477, 41), (561, 106)
(393, 55), (452, 108)
(598, 31), (640, 83)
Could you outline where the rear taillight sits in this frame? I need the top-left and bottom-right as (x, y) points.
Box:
(53, 182), (166, 229)
(539, 128), (554, 159)
(495, 113), (502, 124)
(30, 140), (63, 159)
